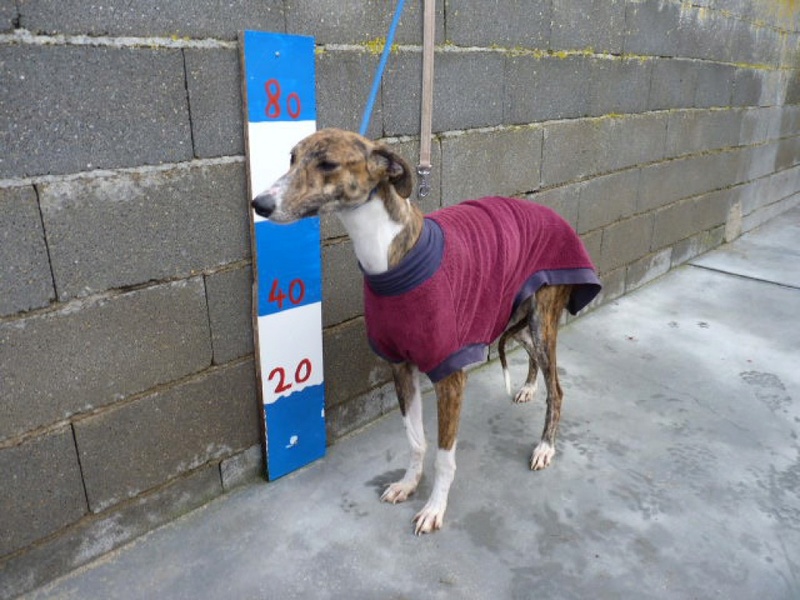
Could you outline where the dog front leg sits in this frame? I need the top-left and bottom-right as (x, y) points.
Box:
(382, 363), (426, 504)
(413, 370), (467, 535)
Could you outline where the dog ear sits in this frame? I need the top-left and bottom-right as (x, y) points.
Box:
(370, 146), (413, 198)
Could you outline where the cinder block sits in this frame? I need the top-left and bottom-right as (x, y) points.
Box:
(19, 0), (284, 39)
(579, 228), (602, 269)
(693, 62), (735, 108)
(758, 70), (787, 108)
(587, 265), (624, 307)
(322, 239), (363, 327)
(440, 127), (542, 203)
(736, 143), (779, 182)
(0, 45), (192, 178)
(784, 62), (800, 102)
(624, 0), (681, 57)
(287, 0), (443, 46)
(671, 225), (725, 266)
(576, 168), (640, 234)
(205, 265), (254, 364)
(446, 0), (551, 48)
(768, 164), (800, 202)
(625, 248), (672, 292)
(541, 114), (666, 186)
(689, 188), (732, 232)
(0, 464), (222, 599)
(638, 151), (737, 212)
(739, 106), (779, 146)
(735, 178), (767, 217)
(782, 30), (800, 67)
(0, 279), (212, 442)
(775, 105), (800, 139)
(0, 186), (54, 316)
(776, 135), (800, 171)
(732, 68), (763, 107)
(1, 1), (16, 31)
(742, 192), (800, 232)
(184, 49), (244, 158)
(326, 380), (398, 441)
(504, 55), (591, 124)
(316, 48), (382, 138)
(551, 0), (625, 53)
(728, 180), (754, 222)
(598, 212), (654, 272)
(0, 428), (86, 556)
(638, 158), (687, 212)
(384, 50), (506, 135)
(525, 182), (581, 228)
(220, 445), (264, 491)
(648, 58), (699, 111)
(665, 109), (743, 158)
(678, 6), (734, 63)
(651, 189), (731, 249)
(74, 360), (258, 512)
(587, 57), (652, 117)
(323, 318), (392, 409)
(39, 162), (249, 300)
(736, 21), (780, 67)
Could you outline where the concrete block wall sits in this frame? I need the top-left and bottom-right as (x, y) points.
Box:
(2, 0), (799, 595)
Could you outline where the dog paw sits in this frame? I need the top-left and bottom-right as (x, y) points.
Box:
(513, 381), (538, 404)
(413, 500), (446, 535)
(530, 441), (555, 470)
(381, 480), (418, 504)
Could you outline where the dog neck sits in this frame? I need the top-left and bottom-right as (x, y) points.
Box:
(336, 184), (424, 275)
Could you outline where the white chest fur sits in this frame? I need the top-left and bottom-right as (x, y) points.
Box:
(336, 196), (404, 275)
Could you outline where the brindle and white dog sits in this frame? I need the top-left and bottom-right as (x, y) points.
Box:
(252, 128), (600, 534)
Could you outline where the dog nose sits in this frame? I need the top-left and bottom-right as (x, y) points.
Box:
(252, 194), (276, 218)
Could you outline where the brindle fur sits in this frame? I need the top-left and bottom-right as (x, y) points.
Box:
(391, 362), (416, 417)
(434, 370), (468, 450)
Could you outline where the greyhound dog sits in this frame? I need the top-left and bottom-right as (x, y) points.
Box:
(252, 128), (601, 534)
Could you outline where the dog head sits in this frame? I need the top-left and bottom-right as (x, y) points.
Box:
(252, 128), (413, 223)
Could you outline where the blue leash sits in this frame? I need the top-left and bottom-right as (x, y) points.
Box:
(359, 0), (407, 136)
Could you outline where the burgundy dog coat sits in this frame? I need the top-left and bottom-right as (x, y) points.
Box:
(363, 197), (602, 382)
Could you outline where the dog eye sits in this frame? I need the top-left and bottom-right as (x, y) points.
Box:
(318, 160), (339, 173)
(289, 152), (297, 166)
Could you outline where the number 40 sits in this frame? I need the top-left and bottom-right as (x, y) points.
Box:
(269, 278), (305, 310)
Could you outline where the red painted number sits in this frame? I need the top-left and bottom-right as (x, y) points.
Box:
(295, 358), (312, 384)
(269, 278), (305, 310)
(287, 92), (302, 119)
(265, 79), (282, 118)
(268, 358), (313, 394)
(264, 78), (302, 120)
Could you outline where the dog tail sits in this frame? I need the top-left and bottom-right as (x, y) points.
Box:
(498, 331), (512, 396)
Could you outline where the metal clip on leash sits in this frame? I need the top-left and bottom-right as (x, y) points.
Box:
(417, 164), (432, 198)
(417, 0), (436, 200)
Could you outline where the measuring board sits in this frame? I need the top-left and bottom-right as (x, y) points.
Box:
(240, 31), (325, 480)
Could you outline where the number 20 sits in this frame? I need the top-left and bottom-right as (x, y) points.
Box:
(268, 358), (312, 394)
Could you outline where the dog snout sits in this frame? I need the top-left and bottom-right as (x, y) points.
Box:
(252, 193), (276, 219)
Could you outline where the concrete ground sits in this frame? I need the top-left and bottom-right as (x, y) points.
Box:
(24, 208), (800, 599)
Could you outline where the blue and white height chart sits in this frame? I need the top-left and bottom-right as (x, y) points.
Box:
(241, 31), (325, 480)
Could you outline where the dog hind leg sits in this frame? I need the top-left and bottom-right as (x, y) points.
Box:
(511, 320), (540, 404)
(528, 285), (571, 470)
(498, 318), (539, 401)
(382, 363), (426, 504)
(413, 370), (467, 534)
